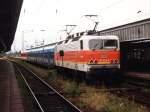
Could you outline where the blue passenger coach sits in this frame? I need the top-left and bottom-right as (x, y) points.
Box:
(23, 43), (56, 67)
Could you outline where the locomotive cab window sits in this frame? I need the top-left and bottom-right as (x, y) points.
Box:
(89, 39), (103, 50)
(104, 39), (118, 49)
(89, 39), (118, 50)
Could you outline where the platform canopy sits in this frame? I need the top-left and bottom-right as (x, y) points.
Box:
(0, 0), (23, 52)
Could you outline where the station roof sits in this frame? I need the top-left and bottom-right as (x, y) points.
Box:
(98, 18), (150, 33)
(0, 0), (23, 52)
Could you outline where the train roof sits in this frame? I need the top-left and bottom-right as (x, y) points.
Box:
(26, 42), (56, 51)
(22, 42), (56, 53)
(55, 35), (119, 46)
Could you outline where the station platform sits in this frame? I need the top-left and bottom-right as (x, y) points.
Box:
(0, 59), (24, 112)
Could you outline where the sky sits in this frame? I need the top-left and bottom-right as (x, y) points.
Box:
(12, 0), (150, 52)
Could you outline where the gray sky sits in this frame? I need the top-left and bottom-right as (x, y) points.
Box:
(12, 0), (150, 51)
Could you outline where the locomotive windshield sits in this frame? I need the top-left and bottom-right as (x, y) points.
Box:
(89, 39), (103, 50)
(89, 39), (118, 50)
(103, 40), (118, 49)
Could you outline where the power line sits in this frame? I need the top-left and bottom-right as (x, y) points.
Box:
(99, 0), (126, 12)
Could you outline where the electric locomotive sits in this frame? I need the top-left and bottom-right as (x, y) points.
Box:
(54, 31), (120, 75)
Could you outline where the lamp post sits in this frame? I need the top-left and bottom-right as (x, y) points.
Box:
(40, 29), (46, 46)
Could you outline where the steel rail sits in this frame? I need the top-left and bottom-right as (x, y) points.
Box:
(14, 62), (82, 112)
(14, 64), (45, 112)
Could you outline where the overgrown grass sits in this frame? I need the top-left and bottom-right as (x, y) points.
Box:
(48, 69), (57, 81)
(105, 94), (147, 112)
(14, 60), (148, 112)
(77, 86), (147, 112)
(63, 81), (81, 97)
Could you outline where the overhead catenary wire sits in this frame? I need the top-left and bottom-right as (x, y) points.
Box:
(99, 0), (126, 12)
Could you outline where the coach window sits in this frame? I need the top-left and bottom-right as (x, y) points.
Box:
(80, 40), (83, 50)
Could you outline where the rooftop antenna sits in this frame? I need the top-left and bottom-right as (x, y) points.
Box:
(84, 14), (99, 32)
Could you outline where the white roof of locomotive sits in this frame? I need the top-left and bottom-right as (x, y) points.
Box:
(56, 35), (119, 46)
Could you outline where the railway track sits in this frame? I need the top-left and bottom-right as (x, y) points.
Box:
(13, 62), (82, 112)
(110, 87), (150, 106)
(110, 78), (150, 108)
(12, 59), (150, 111)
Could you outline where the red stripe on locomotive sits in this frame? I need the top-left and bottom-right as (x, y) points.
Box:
(55, 50), (120, 64)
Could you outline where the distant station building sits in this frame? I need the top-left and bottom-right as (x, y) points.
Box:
(97, 18), (150, 71)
